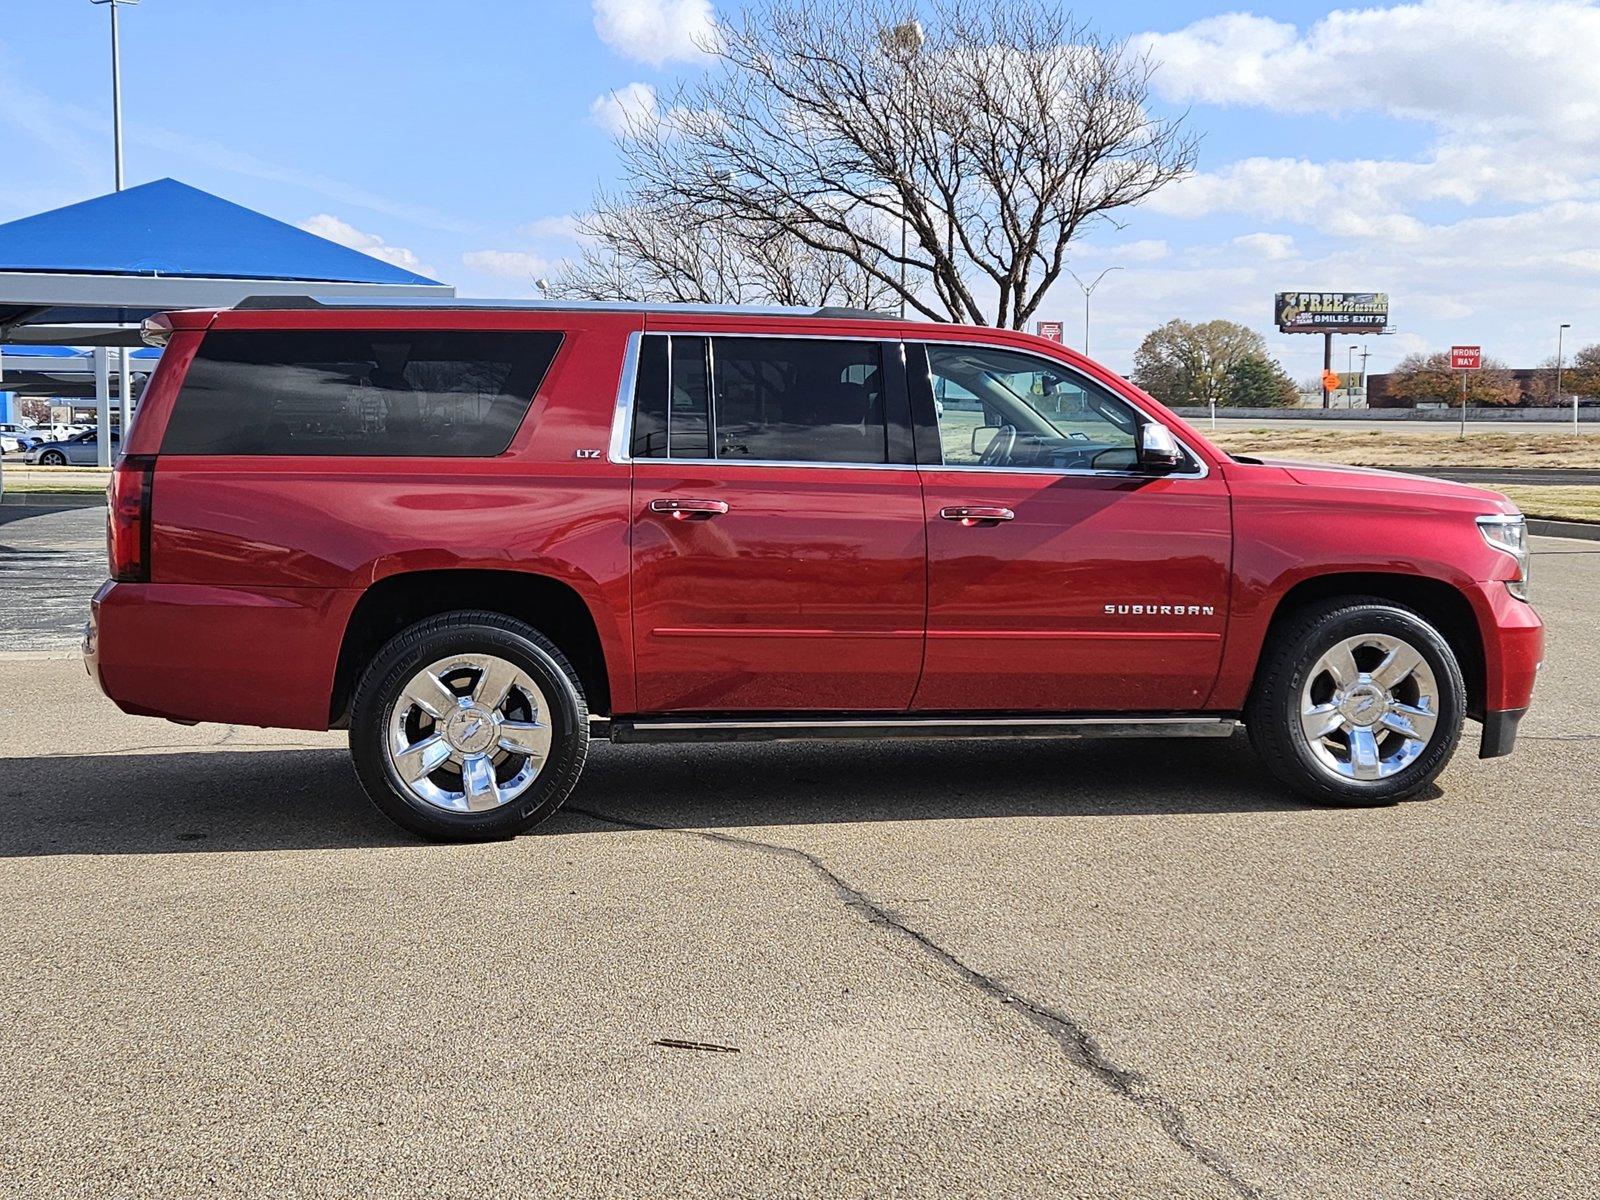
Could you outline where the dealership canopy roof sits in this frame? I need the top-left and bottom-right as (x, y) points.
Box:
(0, 178), (453, 348)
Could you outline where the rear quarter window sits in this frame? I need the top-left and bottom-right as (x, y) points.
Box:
(161, 329), (562, 456)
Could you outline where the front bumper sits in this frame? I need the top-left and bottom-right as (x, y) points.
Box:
(1479, 707), (1526, 759)
(1466, 581), (1543, 758)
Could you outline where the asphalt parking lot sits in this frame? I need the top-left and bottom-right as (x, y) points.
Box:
(1, 506), (1596, 1198)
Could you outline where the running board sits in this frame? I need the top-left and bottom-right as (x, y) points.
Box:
(599, 715), (1239, 745)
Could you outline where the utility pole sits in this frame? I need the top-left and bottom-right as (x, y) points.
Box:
(1322, 331), (1333, 408)
(1065, 267), (1122, 359)
(1557, 322), (1573, 433)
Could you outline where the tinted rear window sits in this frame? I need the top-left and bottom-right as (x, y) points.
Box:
(162, 330), (562, 456)
(630, 334), (889, 464)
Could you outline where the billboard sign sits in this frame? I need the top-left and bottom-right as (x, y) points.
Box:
(1275, 292), (1389, 333)
(1451, 345), (1482, 370)
(1036, 320), (1065, 344)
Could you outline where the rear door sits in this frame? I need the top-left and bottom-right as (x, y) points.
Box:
(626, 331), (926, 712)
(911, 341), (1232, 713)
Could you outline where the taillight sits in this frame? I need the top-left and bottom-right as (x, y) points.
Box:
(107, 454), (155, 582)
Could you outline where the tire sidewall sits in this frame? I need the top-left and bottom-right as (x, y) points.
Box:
(351, 619), (587, 839)
(1279, 604), (1464, 803)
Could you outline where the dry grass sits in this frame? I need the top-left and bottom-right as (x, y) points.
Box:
(1498, 486), (1600, 524)
(1208, 428), (1600, 469)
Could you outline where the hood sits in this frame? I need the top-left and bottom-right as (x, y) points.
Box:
(1244, 457), (1519, 514)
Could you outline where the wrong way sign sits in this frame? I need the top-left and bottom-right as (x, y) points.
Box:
(1451, 345), (1482, 370)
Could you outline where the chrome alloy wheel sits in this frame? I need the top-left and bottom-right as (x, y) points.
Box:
(1299, 633), (1439, 782)
(385, 653), (553, 813)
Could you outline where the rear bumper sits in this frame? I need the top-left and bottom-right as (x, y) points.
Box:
(87, 579), (355, 730)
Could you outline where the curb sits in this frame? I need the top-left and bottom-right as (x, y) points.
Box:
(1528, 518), (1600, 542)
(0, 492), (106, 509)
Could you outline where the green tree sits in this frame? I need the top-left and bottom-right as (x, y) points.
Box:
(1131, 319), (1269, 406)
(1386, 352), (1520, 407)
(1224, 353), (1298, 407)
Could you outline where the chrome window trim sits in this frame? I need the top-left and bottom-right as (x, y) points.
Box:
(607, 330), (642, 464)
(608, 329), (1211, 480)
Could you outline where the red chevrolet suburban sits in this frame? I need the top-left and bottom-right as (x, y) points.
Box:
(86, 299), (1543, 840)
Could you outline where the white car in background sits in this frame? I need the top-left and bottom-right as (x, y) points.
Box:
(0, 423), (43, 453)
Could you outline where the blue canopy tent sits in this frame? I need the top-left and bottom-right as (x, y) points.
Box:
(0, 178), (453, 463)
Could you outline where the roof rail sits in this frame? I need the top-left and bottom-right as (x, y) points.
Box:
(230, 295), (903, 320)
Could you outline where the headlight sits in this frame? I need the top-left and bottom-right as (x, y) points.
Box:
(1477, 514), (1530, 601)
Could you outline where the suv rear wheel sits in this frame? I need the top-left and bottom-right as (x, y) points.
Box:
(1246, 598), (1466, 805)
(349, 611), (588, 840)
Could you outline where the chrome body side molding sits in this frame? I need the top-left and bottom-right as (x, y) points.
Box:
(599, 715), (1240, 744)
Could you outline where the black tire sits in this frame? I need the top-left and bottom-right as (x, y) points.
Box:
(349, 611), (589, 840)
(40, 451), (66, 466)
(1245, 597), (1466, 806)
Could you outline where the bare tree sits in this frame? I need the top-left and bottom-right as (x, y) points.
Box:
(556, 0), (1196, 326)
(552, 192), (895, 309)
(560, 0), (1196, 327)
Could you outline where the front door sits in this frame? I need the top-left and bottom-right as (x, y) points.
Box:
(911, 342), (1232, 713)
(628, 332), (926, 712)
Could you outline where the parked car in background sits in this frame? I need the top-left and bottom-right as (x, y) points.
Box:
(25, 429), (118, 465)
(86, 299), (1542, 841)
(0, 423), (42, 453)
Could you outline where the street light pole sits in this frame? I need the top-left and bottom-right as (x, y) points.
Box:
(91, 0), (139, 468)
(1065, 267), (1122, 359)
(91, 0), (137, 190)
(881, 20), (924, 320)
(1557, 322), (1573, 433)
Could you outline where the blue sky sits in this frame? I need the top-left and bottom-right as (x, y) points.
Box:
(3, 0), (1597, 380)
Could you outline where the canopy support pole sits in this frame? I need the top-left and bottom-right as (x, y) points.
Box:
(94, 347), (111, 467)
(117, 346), (130, 433)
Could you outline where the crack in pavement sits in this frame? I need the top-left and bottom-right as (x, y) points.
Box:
(568, 805), (1269, 1200)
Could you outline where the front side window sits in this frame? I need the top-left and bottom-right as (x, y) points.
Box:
(632, 335), (890, 465)
(163, 329), (562, 456)
(925, 344), (1147, 472)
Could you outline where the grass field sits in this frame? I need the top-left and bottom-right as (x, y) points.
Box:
(1207, 428), (1600, 469)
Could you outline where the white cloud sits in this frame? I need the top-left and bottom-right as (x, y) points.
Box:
(519, 214), (590, 242)
(1135, 2), (1600, 230)
(1231, 233), (1298, 262)
(298, 214), (434, 277)
(593, 0), (716, 66)
(461, 249), (555, 283)
(1136, 1), (1600, 147)
(589, 81), (659, 136)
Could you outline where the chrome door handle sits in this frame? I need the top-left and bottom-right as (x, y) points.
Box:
(650, 498), (729, 519)
(940, 505), (1015, 524)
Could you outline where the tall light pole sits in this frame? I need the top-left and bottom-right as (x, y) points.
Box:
(1066, 267), (1122, 359)
(1557, 322), (1573, 433)
(91, 0), (139, 468)
(880, 20), (924, 319)
(90, 0), (137, 191)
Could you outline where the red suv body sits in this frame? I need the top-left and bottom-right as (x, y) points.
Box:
(86, 300), (1543, 839)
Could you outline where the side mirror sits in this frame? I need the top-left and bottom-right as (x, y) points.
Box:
(1137, 421), (1183, 471)
(971, 426), (1001, 455)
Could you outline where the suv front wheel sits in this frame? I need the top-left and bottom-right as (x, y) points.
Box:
(1246, 598), (1466, 805)
(349, 611), (589, 840)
